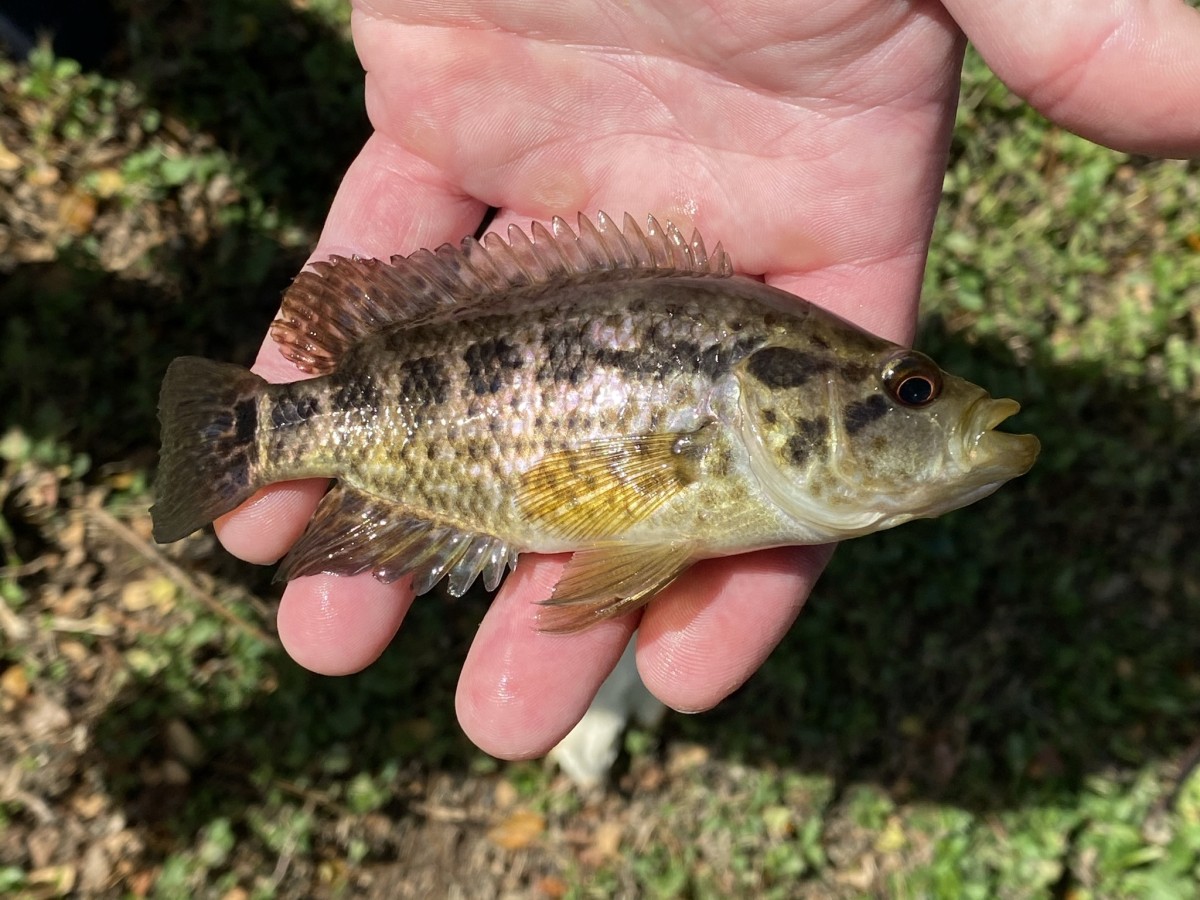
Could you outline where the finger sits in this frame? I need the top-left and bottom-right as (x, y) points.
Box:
(215, 132), (487, 566)
(769, 257), (926, 347)
(354, 18), (963, 278)
(275, 572), (412, 675)
(456, 554), (637, 759)
(945, 0), (1200, 155)
(214, 481), (328, 565)
(636, 545), (834, 712)
(296, 131), (488, 264)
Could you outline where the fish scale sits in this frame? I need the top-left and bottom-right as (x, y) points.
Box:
(151, 212), (1038, 631)
(261, 286), (758, 534)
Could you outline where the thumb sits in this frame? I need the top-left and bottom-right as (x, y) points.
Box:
(943, 0), (1200, 157)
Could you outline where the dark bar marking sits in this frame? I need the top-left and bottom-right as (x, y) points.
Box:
(270, 393), (320, 429)
(234, 398), (257, 443)
(745, 347), (832, 389)
(785, 416), (828, 466)
(332, 376), (382, 412)
(464, 337), (524, 396)
(844, 394), (891, 434)
(398, 355), (451, 405)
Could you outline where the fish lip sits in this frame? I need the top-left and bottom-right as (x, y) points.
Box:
(962, 397), (1040, 475)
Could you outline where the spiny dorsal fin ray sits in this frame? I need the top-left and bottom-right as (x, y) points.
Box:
(276, 483), (516, 596)
(536, 542), (696, 633)
(270, 212), (734, 375)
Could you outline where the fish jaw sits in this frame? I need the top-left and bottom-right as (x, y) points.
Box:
(734, 376), (1041, 541)
(957, 396), (1041, 482)
(888, 394), (1041, 523)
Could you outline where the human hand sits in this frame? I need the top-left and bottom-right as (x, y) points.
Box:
(215, 0), (1200, 758)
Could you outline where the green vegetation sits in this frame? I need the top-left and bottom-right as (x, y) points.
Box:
(1, 3), (1199, 896)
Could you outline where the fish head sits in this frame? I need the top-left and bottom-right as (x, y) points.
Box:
(736, 337), (1040, 539)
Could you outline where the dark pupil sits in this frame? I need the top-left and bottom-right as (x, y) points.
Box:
(897, 375), (934, 406)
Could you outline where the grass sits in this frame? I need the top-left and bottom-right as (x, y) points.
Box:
(2, 2), (1200, 896)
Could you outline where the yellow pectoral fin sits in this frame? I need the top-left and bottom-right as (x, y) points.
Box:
(537, 542), (696, 633)
(516, 424), (715, 540)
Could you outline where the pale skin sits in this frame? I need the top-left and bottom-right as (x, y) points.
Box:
(215, 0), (1200, 759)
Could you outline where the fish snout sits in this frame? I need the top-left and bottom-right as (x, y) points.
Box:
(961, 397), (1040, 477)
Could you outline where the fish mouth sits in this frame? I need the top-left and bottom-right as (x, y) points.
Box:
(962, 397), (1040, 477)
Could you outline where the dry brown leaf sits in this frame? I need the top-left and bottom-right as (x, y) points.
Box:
(71, 790), (108, 819)
(666, 743), (709, 776)
(0, 138), (20, 171)
(58, 188), (98, 235)
(486, 809), (546, 851)
(0, 663), (30, 703)
(120, 577), (177, 614)
(579, 820), (623, 867)
(27, 164), (60, 187)
(27, 863), (77, 896)
(493, 778), (518, 810)
(164, 718), (205, 767)
(92, 167), (125, 198)
(535, 874), (569, 898)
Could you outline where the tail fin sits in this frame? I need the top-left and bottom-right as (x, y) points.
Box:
(151, 357), (268, 543)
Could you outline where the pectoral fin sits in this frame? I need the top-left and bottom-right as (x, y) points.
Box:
(277, 483), (516, 596)
(537, 542), (696, 633)
(516, 424), (716, 540)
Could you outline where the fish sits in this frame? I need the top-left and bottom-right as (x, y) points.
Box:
(151, 212), (1039, 631)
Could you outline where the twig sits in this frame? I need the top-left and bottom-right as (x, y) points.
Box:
(411, 801), (477, 824)
(0, 595), (29, 641)
(269, 796), (316, 892)
(82, 506), (275, 646)
(0, 766), (56, 825)
(48, 615), (117, 636)
(270, 776), (351, 817)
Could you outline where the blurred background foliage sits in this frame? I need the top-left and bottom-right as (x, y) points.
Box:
(1, 1), (1199, 897)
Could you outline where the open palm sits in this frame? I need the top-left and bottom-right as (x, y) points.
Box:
(214, 0), (1200, 757)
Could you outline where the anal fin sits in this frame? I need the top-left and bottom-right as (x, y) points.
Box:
(277, 483), (516, 596)
(538, 542), (695, 633)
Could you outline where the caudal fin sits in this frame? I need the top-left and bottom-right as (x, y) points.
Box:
(151, 357), (267, 543)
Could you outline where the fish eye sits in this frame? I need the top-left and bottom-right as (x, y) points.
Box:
(882, 352), (943, 408)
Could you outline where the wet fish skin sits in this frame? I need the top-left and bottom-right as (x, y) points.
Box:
(257, 281), (764, 546)
(151, 212), (1039, 630)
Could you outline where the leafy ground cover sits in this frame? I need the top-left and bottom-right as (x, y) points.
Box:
(1, 2), (1199, 897)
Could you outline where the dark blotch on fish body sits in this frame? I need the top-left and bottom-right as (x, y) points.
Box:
(332, 376), (382, 413)
(745, 346), (832, 389)
(538, 324), (581, 384)
(785, 416), (829, 466)
(697, 335), (763, 381)
(844, 394), (891, 434)
(398, 355), (452, 405)
(234, 398), (257, 443)
(592, 345), (655, 379)
(540, 324), (761, 386)
(270, 392), (320, 429)
(464, 337), (525, 396)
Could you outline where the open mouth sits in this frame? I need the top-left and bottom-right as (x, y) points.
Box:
(963, 397), (1040, 475)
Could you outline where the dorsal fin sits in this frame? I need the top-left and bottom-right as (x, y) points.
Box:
(269, 211), (734, 374)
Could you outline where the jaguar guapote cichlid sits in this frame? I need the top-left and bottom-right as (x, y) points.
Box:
(151, 212), (1039, 631)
